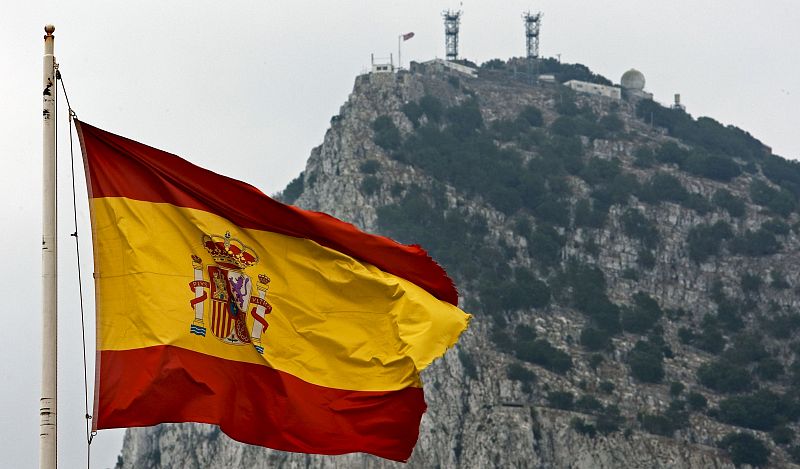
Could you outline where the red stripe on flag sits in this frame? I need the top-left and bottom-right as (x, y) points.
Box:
(94, 345), (426, 462)
(76, 121), (457, 305)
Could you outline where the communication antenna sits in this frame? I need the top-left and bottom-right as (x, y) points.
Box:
(672, 93), (686, 111)
(523, 11), (543, 59)
(442, 9), (462, 61)
(523, 10), (543, 82)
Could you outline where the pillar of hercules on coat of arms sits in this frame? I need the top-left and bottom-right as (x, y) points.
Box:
(188, 231), (273, 354)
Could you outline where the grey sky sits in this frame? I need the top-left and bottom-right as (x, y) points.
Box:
(2, 1), (798, 467)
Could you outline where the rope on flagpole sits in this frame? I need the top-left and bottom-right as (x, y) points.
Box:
(56, 69), (97, 469)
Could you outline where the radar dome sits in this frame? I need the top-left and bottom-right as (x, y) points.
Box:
(621, 69), (646, 91)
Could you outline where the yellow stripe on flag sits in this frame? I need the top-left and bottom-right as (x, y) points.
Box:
(91, 197), (470, 392)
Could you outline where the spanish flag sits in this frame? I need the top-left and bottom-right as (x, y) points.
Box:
(76, 121), (470, 462)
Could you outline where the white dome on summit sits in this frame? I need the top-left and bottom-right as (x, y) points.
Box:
(621, 69), (646, 91)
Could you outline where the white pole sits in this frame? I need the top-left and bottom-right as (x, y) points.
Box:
(398, 35), (402, 70)
(40, 23), (58, 469)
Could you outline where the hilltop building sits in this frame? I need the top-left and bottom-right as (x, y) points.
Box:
(421, 58), (477, 77)
(563, 80), (621, 100)
(562, 68), (656, 101)
(370, 54), (395, 74)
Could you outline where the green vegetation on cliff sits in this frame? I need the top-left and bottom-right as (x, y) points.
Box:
(305, 65), (800, 464)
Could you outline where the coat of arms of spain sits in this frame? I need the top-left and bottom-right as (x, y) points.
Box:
(188, 231), (272, 354)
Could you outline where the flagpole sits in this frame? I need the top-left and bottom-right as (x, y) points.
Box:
(398, 34), (401, 70)
(40, 23), (58, 469)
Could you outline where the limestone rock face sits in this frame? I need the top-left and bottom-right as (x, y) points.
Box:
(116, 63), (800, 468)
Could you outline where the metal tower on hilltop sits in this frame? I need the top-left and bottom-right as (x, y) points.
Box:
(442, 9), (462, 61)
(523, 10), (542, 59)
(523, 11), (543, 82)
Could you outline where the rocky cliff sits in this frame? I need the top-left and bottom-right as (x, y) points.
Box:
(117, 59), (800, 468)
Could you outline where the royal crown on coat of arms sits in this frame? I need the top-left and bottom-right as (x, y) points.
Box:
(188, 231), (273, 354)
(201, 231), (259, 270)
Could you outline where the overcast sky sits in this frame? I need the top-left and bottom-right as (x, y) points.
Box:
(2, 1), (798, 468)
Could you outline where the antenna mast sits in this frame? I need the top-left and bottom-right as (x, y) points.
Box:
(523, 11), (543, 59)
(442, 10), (462, 61)
(523, 11), (543, 83)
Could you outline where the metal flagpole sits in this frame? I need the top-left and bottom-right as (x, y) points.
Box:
(40, 23), (58, 469)
(398, 34), (402, 70)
